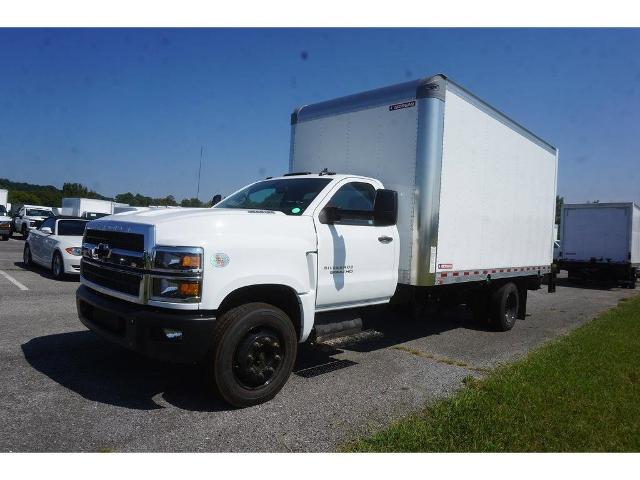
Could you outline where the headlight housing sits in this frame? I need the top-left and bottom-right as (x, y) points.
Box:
(65, 247), (82, 256)
(150, 247), (203, 303)
(151, 277), (201, 302)
(154, 247), (203, 271)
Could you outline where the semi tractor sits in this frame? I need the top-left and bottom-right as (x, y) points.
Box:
(76, 74), (558, 407)
(556, 202), (639, 287)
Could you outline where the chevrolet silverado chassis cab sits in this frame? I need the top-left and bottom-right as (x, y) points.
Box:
(77, 74), (558, 407)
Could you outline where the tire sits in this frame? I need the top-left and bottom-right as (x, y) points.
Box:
(206, 302), (297, 408)
(1, 235), (8, 241)
(21, 224), (28, 239)
(23, 243), (32, 267)
(52, 252), (65, 280)
(489, 282), (519, 332)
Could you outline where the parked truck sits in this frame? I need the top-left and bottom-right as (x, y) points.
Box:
(556, 202), (639, 287)
(76, 74), (558, 407)
(0, 189), (8, 210)
(61, 197), (129, 219)
(11, 204), (54, 238)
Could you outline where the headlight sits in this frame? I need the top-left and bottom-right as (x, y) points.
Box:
(65, 247), (82, 256)
(154, 247), (203, 271)
(151, 277), (201, 302)
(150, 247), (203, 303)
(0, 222), (10, 228)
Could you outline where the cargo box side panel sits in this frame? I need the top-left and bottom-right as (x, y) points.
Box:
(562, 205), (631, 263)
(436, 88), (557, 272)
(291, 102), (419, 279)
(630, 204), (640, 264)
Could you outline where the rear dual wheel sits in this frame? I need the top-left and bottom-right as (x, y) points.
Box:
(207, 302), (297, 408)
(470, 282), (519, 331)
(489, 282), (519, 331)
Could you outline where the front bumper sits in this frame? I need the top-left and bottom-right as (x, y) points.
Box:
(62, 254), (81, 274)
(0, 227), (10, 236)
(76, 284), (217, 364)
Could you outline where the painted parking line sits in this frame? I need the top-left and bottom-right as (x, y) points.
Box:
(0, 270), (28, 291)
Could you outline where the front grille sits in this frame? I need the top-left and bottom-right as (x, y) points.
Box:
(84, 228), (145, 252)
(81, 260), (142, 297)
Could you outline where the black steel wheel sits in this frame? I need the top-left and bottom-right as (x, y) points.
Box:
(489, 282), (519, 331)
(207, 302), (297, 407)
(233, 326), (284, 389)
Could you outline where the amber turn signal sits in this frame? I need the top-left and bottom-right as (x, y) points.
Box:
(180, 254), (201, 269)
(178, 281), (200, 297)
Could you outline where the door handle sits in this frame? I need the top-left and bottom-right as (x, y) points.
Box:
(378, 236), (393, 244)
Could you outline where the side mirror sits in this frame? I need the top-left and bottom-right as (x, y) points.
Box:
(373, 189), (398, 227)
(319, 206), (340, 224)
(211, 194), (222, 206)
(41, 227), (52, 235)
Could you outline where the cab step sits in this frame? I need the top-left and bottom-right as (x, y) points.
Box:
(312, 310), (363, 343)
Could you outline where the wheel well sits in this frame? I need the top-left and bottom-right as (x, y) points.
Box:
(217, 284), (302, 338)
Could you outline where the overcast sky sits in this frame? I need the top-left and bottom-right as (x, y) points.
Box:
(0, 28), (638, 203)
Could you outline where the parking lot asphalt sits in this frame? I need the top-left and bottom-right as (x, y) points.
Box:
(1, 236), (637, 452)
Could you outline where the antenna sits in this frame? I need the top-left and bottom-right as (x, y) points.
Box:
(196, 146), (203, 200)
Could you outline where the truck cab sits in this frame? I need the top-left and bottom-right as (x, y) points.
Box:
(13, 205), (54, 238)
(76, 173), (399, 406)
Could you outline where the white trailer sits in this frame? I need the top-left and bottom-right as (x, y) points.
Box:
(0, 189), (7, 209)
(61, 198), (128, 218)
(557, 202), (639, 286)
(291, 73), (558, 290)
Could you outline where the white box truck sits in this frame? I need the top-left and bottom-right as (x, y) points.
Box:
(557, 202), (639, 286)
(61, 198), (128, 219)
(0, 189), (8, 209)
(76, 74), (558, 407)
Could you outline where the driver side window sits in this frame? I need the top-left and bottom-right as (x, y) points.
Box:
(325, 182), (376, 226)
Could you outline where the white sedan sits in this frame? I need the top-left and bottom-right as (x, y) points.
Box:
(23, 216), (88, 279)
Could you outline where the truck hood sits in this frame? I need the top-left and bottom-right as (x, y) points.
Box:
(91, 207), (316, 248)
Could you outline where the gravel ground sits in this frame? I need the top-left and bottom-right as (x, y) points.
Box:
(0, 236), (637, 452)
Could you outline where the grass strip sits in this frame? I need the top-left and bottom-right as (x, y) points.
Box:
(344, 295), (640, 452)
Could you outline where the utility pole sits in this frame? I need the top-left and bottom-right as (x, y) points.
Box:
(196, 146), (203, 200)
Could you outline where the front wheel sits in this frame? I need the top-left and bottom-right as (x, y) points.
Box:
(206, 302), (297, 407)
(1, 235), (8, 241)
(21, 225), (28, 239)
(52, 252), (65, 279)
(23, 244), (33, 267)
(489, 282), (519, 331)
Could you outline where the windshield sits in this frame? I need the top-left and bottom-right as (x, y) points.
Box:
(57, 220), (88, 236)
(216, 178), (332, 215)
(27, 209), (53, 217)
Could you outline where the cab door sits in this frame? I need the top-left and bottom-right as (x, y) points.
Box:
(313, 179), (398, 310)
(31, 217), (55, 265)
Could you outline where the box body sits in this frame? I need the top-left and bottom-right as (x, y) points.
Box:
(291, 74), (558, 286)
(61, 198), (125, 217)
(559, 203), (640, 266)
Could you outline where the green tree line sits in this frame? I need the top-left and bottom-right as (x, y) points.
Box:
(0, 178), (215, 209)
